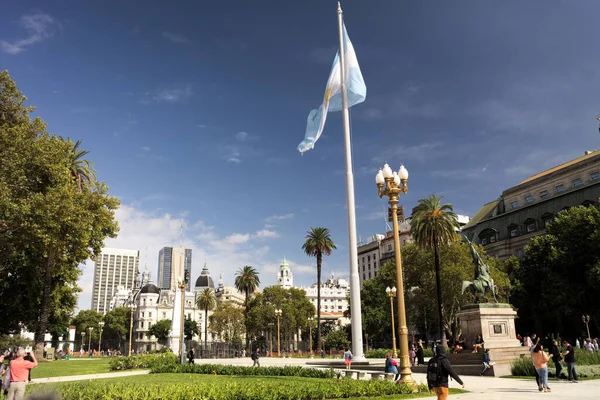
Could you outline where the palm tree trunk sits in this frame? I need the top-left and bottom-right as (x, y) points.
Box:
(244, 288), (249, 350)
(204, 307), (208, 353)
(433, 233), (446, 348)
(34, 248), (56, 358)
(316, 252), (322, 353)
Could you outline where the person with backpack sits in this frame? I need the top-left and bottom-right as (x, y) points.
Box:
(427, 345), (464, 400)
(251, 347), (260, 367)
(343, 348), (353, 370)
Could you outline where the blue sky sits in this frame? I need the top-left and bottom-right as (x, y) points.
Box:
(2, 1), (600, 310)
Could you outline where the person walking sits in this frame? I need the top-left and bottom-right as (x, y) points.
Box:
(532, 343), (551, 392)
(6, 348), (37, 400)
(343, 348), (353, 370)
(251, 347), (260, 367)
(427, 345), (464, 400)
(187, 348), (195, 364)
(550, 340), (563, 380)
(562, 340), (579, 383)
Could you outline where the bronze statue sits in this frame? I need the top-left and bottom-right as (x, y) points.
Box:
(461, 235), (497, 303)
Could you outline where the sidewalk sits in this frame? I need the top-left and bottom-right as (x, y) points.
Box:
(30, 369), (150, 384)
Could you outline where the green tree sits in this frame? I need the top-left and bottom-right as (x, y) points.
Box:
(512, 204), (600, 339)
(302, 227), (336, 352)
(71, 309), (103, 350)
(234, 265), (260, 349)
(65, 138), (96, 190)
(149, 319), (171, 347)
(0, 71), (120, 356)
(209, 302), (245, 343)
(184, 317), (198, 342)
(196, 288), (216, 349)
(102, 307), (131, 351)
(411, 194), (460, 346)
(324, 328), (350, 351)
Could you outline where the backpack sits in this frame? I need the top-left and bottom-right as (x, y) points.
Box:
(426, 357), (443, 387)
(251, 352), (257, 360)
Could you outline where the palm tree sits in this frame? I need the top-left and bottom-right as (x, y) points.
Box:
(410, 194), (459, 348)
(234, 265), (261, 350)
(196, 288), (216, 352)
(66, 138), (96, 189)
(302, 227), (336, 353)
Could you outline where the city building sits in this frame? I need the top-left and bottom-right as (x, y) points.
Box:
(157, 247), (192, 291)
(91, 248), (140, 314)
(214, 274), (245, 306)
(301, 274), (350, 326)
(108, 285), (133, 311)
(277, 258), (294, 289)
(462, 150), (600, 260)
(358, 214), (470, 285)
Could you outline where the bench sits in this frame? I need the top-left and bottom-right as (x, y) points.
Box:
(344, 370), (367, 379)
(370, 372), (396, 381)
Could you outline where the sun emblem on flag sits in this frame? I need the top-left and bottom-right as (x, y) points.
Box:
(323, 87), (332, 104)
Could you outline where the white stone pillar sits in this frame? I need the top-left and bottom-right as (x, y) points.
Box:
(169, 289), (183, 354)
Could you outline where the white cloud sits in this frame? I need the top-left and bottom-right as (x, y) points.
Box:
(141, 146), (151, 152)
(1, 13), (60, 55)
(265, 213), (295, 223)
(152, 85), (192, 103)
(226, 156), (242, 164)
(77, 204), (283, 310)
(162, 31), (190, 44)
(197, 124), (207, 128)
(235, 131), (248, 141)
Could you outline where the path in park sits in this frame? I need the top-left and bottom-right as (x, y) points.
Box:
(30, 357), (599, 399)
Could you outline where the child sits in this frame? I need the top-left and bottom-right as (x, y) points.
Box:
(343, 348), (353, 370)
(409, 344), (416, 367)
(481, 349), (495, 375)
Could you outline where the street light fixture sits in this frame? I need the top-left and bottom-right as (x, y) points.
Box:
(274, 309), (282, 357)
(88, 327), (94, 354)
(98, 321), (105, 354)
(376, 163), (414, 386)
(583, 314), (591, 340)
(308, 316), (314, 355)
(81, 332), (85, 352)
(386, 286), (398, 358)
(128, 300), (137, 356)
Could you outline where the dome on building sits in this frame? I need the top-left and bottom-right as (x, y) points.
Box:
(194, 262), (214, 289)
(140, 283), (160, 295)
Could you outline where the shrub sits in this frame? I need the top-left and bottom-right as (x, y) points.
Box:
(27, 376), (429, 400)
(152, 363), (337, 379)
(510, 357), (536, 376)
(109, 353), (179, 371)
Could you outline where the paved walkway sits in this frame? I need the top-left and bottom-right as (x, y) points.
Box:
(29, 357), (600, 399)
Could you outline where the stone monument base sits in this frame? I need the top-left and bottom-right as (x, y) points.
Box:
(457, 303), (528, 376)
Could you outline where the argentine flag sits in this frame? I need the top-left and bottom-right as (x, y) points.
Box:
(297, 23), (366, 153)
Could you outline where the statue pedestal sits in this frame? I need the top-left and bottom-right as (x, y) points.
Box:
(457, 303), (528, 376)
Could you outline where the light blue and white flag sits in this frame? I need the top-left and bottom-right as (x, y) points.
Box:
(297, 23), (366, 153)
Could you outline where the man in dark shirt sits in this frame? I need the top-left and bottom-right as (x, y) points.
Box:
(562, 340), (579, 383)
(427, 345), (464, 400)
(550, 340), (563, 380)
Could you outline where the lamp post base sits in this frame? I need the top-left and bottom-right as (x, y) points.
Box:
(398, 372), (418, 392)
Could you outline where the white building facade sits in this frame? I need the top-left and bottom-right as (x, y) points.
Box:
(91, 248), (140, 314)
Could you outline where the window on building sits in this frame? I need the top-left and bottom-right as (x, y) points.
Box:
(368, 272), (371, 278)
(482, 238), (488, 245)
(363, 274), (366, 280)
(367, 255), (370, 261)
(374, 261), (377, 268)
(141, 312), (144, 318)
(510, 200), (519, 209)
(373, 254), (377, 260)
(524, 218), (536, 233)
(368, 264), (371, 270)
(591, 171), (600, 181)
(539, 190), (548, 199)
(141, 321), (144, 328)
(555, 184), (565, 193)
(362, 257), (365, 263)
(525, 195), (533, 203)
(572, 178), (583, 187)
(508, 224), (519, 238)
(387, 244), (392, 251)
(162, 313), (166, 319)
(374, 271), (377, 277)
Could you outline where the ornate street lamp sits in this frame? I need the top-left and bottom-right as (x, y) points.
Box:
(386, 286), (398, 358)
(177, 276), (186, 364)
(81, 332), (85, 352)
(98, 321), (105, 354)
(88, 327), (94, 354)
(376, 163), (414, 386)
(274, 309), (282, 357)
(128, 300), (137, 356)
(583, 314), (591, 340)
(308, 316), (314, 355)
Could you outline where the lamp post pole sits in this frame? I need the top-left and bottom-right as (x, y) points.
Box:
(98, 321), (105, 354)
(178, 277), (186, 364)
(386, 286), (398, 358)
(88, 327), (93, 354)
(308, 317), (314, 355)
(81, 332), (85, 352)
(268, 323), (274, 356)
(376, 163), (414, 386)
(275, 309), (282, 357)
(128, 301), (137, 356)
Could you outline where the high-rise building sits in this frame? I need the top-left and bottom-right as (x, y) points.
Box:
(91, 248), (140, 314)
(157, 247), (192, 291)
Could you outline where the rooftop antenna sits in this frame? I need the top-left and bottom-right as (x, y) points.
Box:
(384, 203), (392, 232)
(597, 116), (600, 136)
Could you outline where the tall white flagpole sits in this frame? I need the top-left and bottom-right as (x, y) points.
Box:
(337, 1), (365, 361)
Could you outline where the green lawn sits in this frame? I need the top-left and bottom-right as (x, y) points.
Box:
(29, 373), (467, 399)
(32, 358), (113, 378)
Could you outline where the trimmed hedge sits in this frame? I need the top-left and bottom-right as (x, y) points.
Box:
(152, 363), (336, 379)
(27, 376), (430, 399)
(511, 356), (600, 378)
(109, 353), (179, 371)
